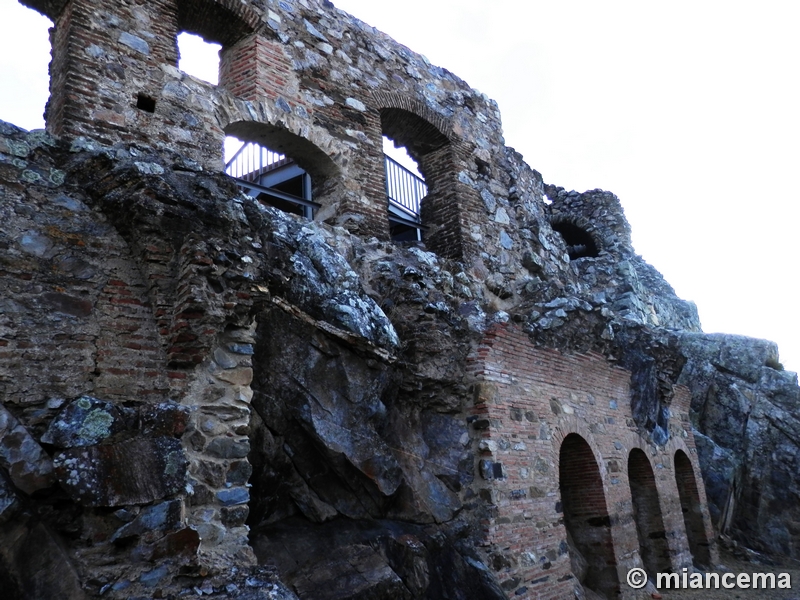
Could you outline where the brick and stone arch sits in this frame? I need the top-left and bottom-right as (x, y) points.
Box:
(674, 449), (712, 567)
(373, 92), (470, 259)
(549, 215), (601, 260)
(216, 96), (349, 220)
(176, 0), (260, 48)
(558, 432), (620, 598)
(628, 448), (672, 577)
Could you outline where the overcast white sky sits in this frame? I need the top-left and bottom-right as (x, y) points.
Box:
(2, 0), (798, 372)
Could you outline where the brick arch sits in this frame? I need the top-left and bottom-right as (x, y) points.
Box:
(558, 432), (621, 598)
(674, 449), (712, 567)
(177, 0), (261, 47)
(549, 213), (604, 260)
(215, 94), (355, 220)
(216, 96), (343, 174)
(371, 91), (470, 258)
(550, 417), (608, 479)
(371, 91), (453, 142)
(628, 448), (672, 576)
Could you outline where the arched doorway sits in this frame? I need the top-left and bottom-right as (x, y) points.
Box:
(674, 450), (712, 567)
(628, 449), (671, 576)
(559, 433), (620, 598)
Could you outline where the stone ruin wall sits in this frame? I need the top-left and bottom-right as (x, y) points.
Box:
(468, 325), (716, 598)
(2, 0), (799, 599)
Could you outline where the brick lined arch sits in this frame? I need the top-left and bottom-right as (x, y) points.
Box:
(222, 124), (341, 219)
(628, 448), (671, 576)
(371, 92), (453, 140)
(674, 450), (712, 567)
(373, 92), (470, 259)
(177, 0), (260, 47)
(559, 433), (620, 598)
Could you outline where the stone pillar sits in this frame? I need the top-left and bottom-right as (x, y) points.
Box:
(183, 324), (258, 569)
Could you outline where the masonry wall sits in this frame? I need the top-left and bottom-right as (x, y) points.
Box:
(468, 323), (717, 599)
(5, 0), (725, 597)
(0, 129), (275, 594)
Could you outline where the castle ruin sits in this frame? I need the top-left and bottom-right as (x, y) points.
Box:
(1, 0), (798, 599)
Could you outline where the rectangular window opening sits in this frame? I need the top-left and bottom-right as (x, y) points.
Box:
(136, 93), (156, 113)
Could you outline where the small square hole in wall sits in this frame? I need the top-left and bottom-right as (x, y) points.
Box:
(136, 93), (156, 113)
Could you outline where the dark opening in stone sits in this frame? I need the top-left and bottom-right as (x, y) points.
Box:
(551, 221), (599, 260)
(136, 93), (156, 113)
(559, 433), (620, 597)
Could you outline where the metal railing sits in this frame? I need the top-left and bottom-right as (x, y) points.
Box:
(225, 142), (428, 228)
(225, 141), (292, 182)
(384, 154), (427, 222)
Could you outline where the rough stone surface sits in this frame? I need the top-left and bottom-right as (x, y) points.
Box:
(42, 396), (136, 448)
(53, 437), (187, 507)
(679, 333), (800, 559)
(0, 403), (55, 494)
(1, 0), (798, 597)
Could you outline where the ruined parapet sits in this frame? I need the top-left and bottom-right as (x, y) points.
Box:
(545, 184), (701, 332)
(18, 0), (500, 260)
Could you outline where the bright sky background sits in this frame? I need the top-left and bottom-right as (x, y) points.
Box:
(2, 1), (798, 372)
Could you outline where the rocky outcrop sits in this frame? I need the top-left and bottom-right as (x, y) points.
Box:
(3, 0), (800, 593)
(679, 333), (800, 559)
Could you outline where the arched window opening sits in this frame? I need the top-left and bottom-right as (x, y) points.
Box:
(674, 450), (712, 568)
(380, 107), (450, 247)
(223, 122), (339, 221)
(176, 32), (221, 85)
(559, 433), (620, 598)
(383, 136), (427, 242)
(628, 449), (672, 578)
(225, 136), (315, 219)
(551, 220), (599, 260)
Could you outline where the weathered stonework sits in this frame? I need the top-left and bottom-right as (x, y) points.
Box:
(2, 0), (798, 599)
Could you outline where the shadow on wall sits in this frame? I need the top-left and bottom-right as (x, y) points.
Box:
(675, 449), (712, 568)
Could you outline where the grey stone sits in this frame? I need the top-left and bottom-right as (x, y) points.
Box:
(19, 230), (53, 257)
(207, 437), (250, 459)
(0, 472), (19, 523)
(111, 499), (183, 541)
(0, 403), (56, 494)
(139, 565), (170, 587)
(217, 487), (250, 506)
(119, 32), (150, 55)
(229, 343), (255, 355)
(53, 437), (186, 507)
(42, 396), (134, 448)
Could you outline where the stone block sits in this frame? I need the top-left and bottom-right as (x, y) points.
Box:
(53, 437), (186, 507)
(139, 402), (190, 437)
(42, 396), (135, 448)
(207, 437), (250, 459)
(0, 404), (56, 494)
(111, 499), (184, 542)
